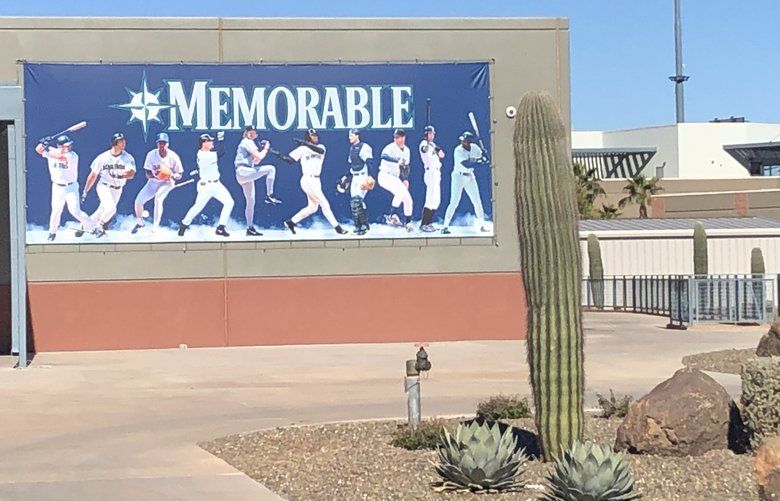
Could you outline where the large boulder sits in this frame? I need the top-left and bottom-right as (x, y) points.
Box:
(757, 437), (780, 500)
(615, 367), (732, 456)
(757, 318), (780, 357)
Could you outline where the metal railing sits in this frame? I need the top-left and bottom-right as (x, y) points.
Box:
(582, 274), (776, 326)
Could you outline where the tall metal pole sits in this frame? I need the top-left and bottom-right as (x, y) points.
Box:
(669, 0), (689, 123)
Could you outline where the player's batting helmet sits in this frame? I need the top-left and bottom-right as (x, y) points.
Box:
(56, 135), (73, 147)
(111, 132), (125, 146)
(459, 131), (475, 142)
(199, 133), (214, 144)
(305, 128), (318, 141)
(423, 125), (435, 135)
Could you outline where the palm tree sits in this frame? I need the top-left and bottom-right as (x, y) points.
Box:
(598, 203), (621, 219)
(573, 163), (606, 219)
(618, 175), (663, 219)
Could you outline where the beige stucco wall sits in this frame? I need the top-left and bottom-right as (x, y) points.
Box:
(0, 17), (571, 282)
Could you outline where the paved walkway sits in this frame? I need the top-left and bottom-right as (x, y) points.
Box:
(0, 313), (764, 500)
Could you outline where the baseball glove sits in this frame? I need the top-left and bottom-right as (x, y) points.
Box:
(399, 160), (410, 180)
(155, 165), (172, 181)
(360, 176), (376, 191)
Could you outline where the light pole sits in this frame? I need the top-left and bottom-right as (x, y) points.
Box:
(669, 0), (689, 123)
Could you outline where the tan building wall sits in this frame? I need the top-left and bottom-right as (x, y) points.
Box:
(0, 17), (571, 350)
(600, 178), (780, 220)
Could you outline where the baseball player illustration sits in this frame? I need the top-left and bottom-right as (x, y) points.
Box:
(131, 132), (183, 234)
(377, 129), (414, 231)
(441, 131), (490, 234)
(282, 129), (347, 235)
(34, 134), (102, 241)
(418, 125), (445, 232)
(336, 128), (374, 235)
(178, 132), (235, 238)
(78, 132), (136, 236)
(234, 125), (281, 237)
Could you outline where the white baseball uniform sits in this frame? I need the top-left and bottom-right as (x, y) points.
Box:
(182, 149), (235, 227)
(89, 149), (136, 225)
(419, 139), (442, 210)
(288, 144), (339, 227)
(135, 148), (183, 228)
(378, 142), (413, 217)
(41, 147), (94, 234)
(443, 143), (486, 227)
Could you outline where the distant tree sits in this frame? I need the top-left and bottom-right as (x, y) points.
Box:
(573, 163), (605, 219)
(618, 175), (664, 219)
(598, 204), (621, 220)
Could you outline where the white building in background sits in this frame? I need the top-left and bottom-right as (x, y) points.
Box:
(572, 121), (780, 179)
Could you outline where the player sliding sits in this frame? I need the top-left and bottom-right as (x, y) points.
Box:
(283, 129), (347, 235)
(178, 132), (235, 238)
(441, 131), (490, 234)
(34, 134), (103, 241)
(78, 132), (136, 237)
(377, 129), (414, 232)
(131, 133), (183, 234)
(234, 125), (281, 237)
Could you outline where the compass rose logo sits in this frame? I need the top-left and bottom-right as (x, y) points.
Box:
(111, 72), (170, 140)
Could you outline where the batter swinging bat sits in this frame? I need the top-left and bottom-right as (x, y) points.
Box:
(467, 112), (489, 157)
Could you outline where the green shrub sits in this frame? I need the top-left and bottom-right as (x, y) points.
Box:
(476, 395), (532, 421)
(741, 356), (780, 449)
(390, 419), (449, 450)
(595, 389), (633, 419)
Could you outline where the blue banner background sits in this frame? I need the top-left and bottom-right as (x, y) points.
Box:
(23, 62), (492, 241)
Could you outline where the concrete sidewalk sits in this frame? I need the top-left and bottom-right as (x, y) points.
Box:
(0, 313), (764, 500)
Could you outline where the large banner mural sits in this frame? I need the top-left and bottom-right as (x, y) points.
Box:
(23, 62), (493, 244)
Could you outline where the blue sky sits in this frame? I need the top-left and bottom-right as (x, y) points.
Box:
(2, 0), (778, 131)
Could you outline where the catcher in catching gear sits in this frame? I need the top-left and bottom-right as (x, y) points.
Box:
(338, 129), (374, 235)
(283, 129), (348, 235)
(78, 132), (136, 236)
(132, 132), (183, 234)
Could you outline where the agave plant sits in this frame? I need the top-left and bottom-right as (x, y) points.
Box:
(432, 419), (528, 493)
(542, 441), (641, 500)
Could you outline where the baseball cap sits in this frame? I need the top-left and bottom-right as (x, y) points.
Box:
(155, 132), (169, 143)
(243, 125), (257, 133)
(393, 129), (406, 137)
(199, 133), (215, 142)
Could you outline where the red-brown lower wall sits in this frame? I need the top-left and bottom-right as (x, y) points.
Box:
(27, 273), (527, 352)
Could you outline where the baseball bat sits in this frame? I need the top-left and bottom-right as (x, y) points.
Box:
(51, 121), (87, 137)
(425, 98), (431, 127)
(468, 112), (489, 157)
(171, 178), (195, 190)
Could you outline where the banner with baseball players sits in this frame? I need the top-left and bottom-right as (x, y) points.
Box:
(23, 62), (493, 244)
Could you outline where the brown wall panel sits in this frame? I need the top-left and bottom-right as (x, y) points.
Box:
(27, 279), (227, 351)
(25, 273), (527, 351)
(225, 273), (527, 346)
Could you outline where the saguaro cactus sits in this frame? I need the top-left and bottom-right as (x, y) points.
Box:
(751, 247), (766, 310)
(514, 91), (584, 461)
(693, 222), (708, 276)
(587, 234), (604, 308)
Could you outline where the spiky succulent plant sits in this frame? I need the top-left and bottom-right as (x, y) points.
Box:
(432, 419), (528, 493)
(542, 441), (641, 500)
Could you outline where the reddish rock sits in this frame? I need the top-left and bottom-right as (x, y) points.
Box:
(757, 319), (780, 357)
(757, 437), (780, 501)
(615, 367), (732, 456)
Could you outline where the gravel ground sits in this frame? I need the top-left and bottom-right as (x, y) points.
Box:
(682, 348), (756, 375)
(200, 415), (755, 501)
